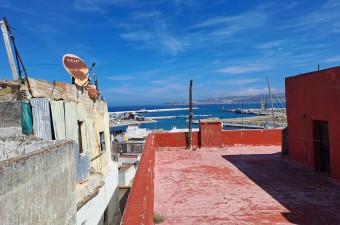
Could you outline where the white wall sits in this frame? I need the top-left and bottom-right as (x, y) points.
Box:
(77, 162), (120, 225)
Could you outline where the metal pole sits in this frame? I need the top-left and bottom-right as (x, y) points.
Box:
(188, 80), (193, 149)
(267, 76), (275, 128)
(0, 20), (18, 79)
(242, 101), (244, 129)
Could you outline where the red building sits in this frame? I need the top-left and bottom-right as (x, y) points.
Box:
(285, 66), (340, 181)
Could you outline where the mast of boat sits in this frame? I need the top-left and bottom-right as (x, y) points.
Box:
(267, 76), (275, 128)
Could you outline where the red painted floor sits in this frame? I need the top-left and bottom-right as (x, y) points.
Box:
(154, 146), (340, 225)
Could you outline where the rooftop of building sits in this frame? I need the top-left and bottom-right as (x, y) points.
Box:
(154, 146), (340, 224)
(121, 123), (340, 225)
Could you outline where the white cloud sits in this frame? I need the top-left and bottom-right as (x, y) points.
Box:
(322, 56), (340, 63)
(226, 78), (260, 86)
(217, 65), (269, 74)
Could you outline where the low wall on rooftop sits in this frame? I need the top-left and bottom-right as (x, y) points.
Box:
(0, 140), (76, 225)
(121, 123), (282, 225)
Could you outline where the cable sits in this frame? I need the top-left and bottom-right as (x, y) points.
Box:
(9, 25), (62, 58)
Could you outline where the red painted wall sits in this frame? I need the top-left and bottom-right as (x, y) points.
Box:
(121, 134), (155, 225)
(222, 129), (282, 146)
(286, 66), (340, 181)
(154, 132), (199, 148)
(199, 122), (223, 147)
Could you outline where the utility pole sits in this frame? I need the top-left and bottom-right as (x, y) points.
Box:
(267, 76), (275, 128)
(0, 19), (18, 79)
(187, 80), (193, 149)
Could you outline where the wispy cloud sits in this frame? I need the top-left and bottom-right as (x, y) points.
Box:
(217, 65), (270, 74)
(226, 78), (260, 86)
(322, 56), (340, 63)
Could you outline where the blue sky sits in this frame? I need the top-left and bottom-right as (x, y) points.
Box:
(1, 0), (340, 106)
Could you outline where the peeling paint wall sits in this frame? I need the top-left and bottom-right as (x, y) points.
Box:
(0, 140), (76, 225)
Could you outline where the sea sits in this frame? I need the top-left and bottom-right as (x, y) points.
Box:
(108, 103), (267, 131)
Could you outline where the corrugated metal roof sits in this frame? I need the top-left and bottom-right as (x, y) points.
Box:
(31, 98), (52, 140)
(50, 101), (66, 140)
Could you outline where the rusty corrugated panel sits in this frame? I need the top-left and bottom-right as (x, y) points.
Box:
(31, 98), (52, 140)
(50, 101), (66, 140)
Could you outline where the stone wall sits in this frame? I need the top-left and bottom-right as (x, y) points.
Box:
(0, 140), (77, 225)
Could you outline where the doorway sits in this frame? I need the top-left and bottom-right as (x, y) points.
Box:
(313, 120), (330, 174)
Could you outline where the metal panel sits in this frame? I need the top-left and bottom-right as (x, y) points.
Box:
(64, 102), (78, 142)
(50, 101), (66, 140)
(31, 98), (52, 140)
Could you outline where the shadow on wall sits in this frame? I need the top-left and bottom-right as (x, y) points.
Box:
(222, 153), (340, 224)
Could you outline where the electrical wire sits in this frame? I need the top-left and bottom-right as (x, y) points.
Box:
(9, 25), (62, 58)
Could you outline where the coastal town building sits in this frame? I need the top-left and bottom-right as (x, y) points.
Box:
(0, 77), (120, 225)
(285, 66), (340, 181)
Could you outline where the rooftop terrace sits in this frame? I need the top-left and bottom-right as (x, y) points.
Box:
(121, 123), (340, 225)
(155, 146), (340, 224)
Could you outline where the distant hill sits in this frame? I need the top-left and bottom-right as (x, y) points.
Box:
(163, 93), (286, 105)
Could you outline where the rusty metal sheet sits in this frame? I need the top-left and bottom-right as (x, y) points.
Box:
(31, 98), (52, 140)
(50, 101), (66, 140)
(62, 54), (89, 86)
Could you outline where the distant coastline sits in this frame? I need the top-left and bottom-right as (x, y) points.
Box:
(163, 93), (286, 106)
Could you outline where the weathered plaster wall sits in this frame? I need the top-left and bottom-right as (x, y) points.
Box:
(0, 140), (76, 225)
(26, 78), (112, 181)
(285, 66), (340, 181)
(0, 101), (21, 128)
(0, 139), (58, 160)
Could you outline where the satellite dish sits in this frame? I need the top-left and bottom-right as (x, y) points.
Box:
(62, 54), (89, 86)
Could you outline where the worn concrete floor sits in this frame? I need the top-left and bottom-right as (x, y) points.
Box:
(154, 146), (340, 225)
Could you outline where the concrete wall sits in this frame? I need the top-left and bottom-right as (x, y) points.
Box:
(0, 139), (59, 160)
(285, 66), (340, 181)
(0, 140), (76, 225)
(0, 101), (21, 128)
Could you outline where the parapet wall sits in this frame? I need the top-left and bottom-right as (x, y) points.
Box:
(0, 140), (76, 225)
(121, 134), (155, 225)
(121, 124), (282, 225)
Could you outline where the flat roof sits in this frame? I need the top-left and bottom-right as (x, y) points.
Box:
(154, 146), (340, 224)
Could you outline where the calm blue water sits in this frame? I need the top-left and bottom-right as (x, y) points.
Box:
(108, 103), (267, 131)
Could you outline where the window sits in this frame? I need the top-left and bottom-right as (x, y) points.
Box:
(99, 131), (106, 152)
(78, 120), (84, 154)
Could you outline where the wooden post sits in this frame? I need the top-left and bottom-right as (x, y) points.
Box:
(187, 80), (193, 149)
(267, 76), (275, 128)
(0, 20), (18, 80)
